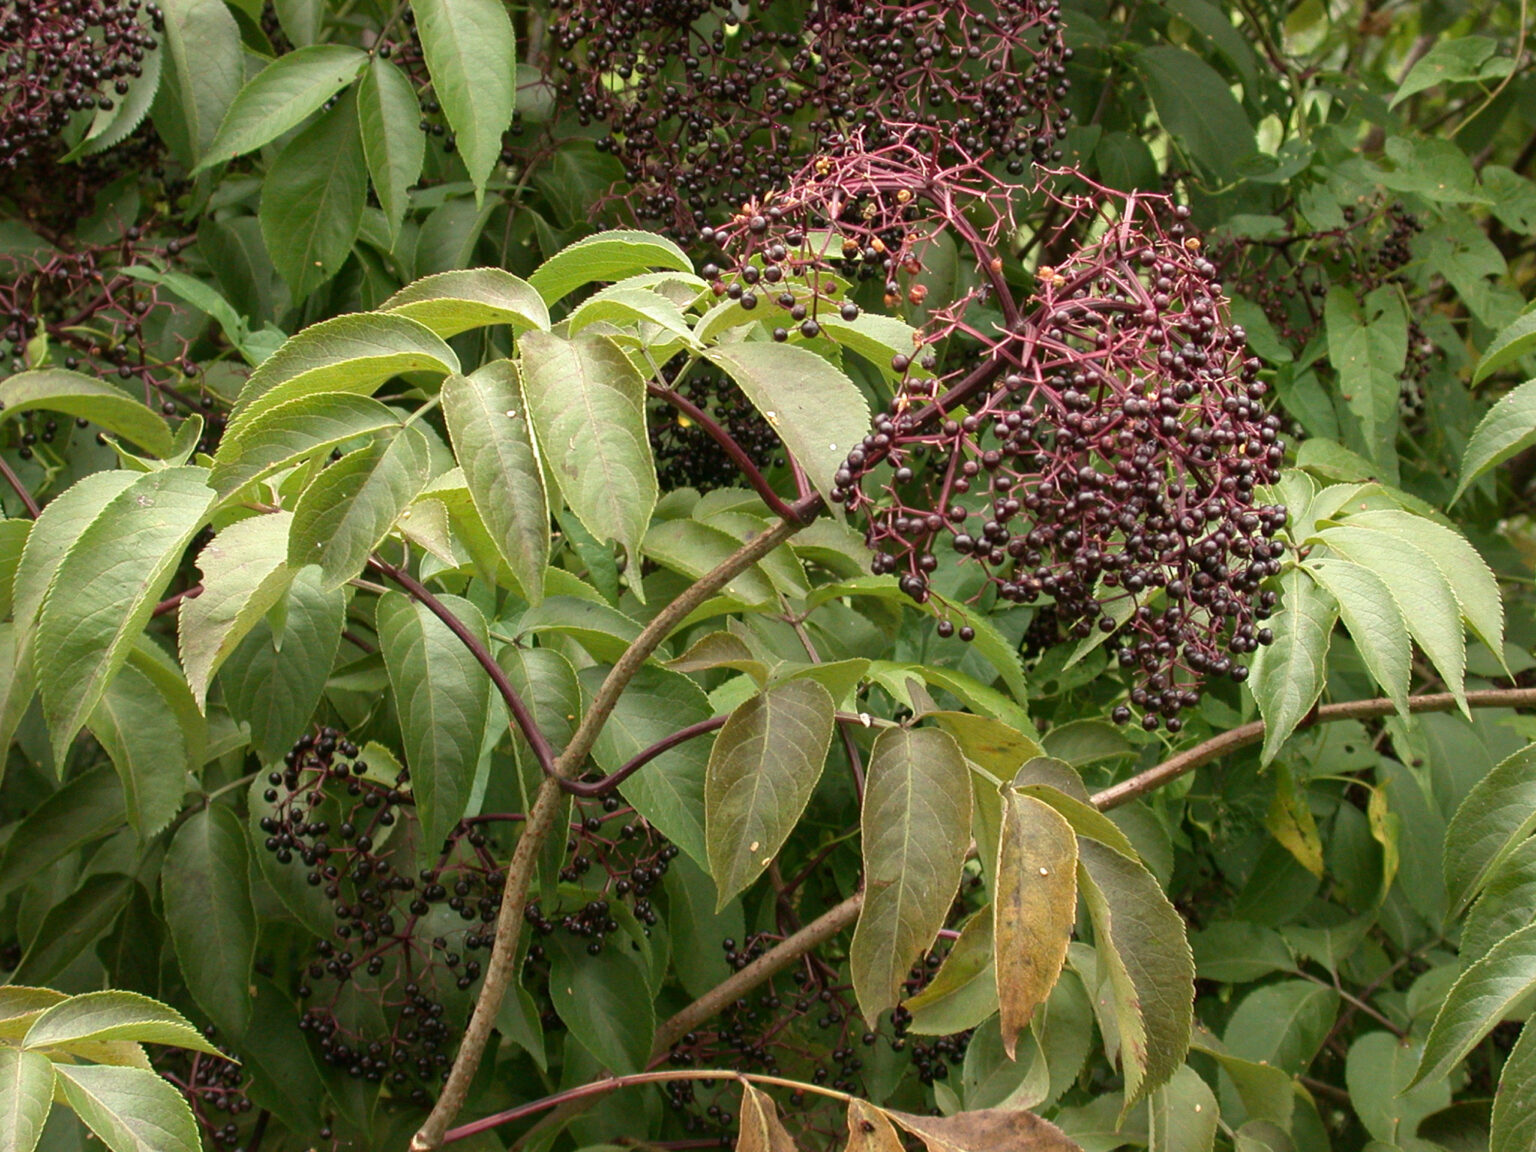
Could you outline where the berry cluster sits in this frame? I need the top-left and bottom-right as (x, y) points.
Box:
(159, 1034), (251, 1150)
(828, 184), (1288, 726)
(697, 124), (1023, 342)
(0, 0), (162, 170)
(1213, 201), (1435, 413)
(546, 0), (1071, 232)
(649, 366), (783, 492)
(257, 728), (504, 1106)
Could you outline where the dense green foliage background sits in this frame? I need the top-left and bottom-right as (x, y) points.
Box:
(5, 2), (1536, 1152)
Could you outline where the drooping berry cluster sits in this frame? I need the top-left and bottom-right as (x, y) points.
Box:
(0, 233), (224, 454)
(828, 183), (1289, 727)
(697, 125), (1022, 342)
(546, 0), (1071, 232)
(158, 1034), (251, 1150)
(0, 0), (163, 170)
(257, 728), (506, 1105)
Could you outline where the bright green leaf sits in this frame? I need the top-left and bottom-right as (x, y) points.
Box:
(198, 45), (366, 169)
(0, 1048), (52, 1152)
(411, 0), (516, 200)
(0, 370), (173, 457)
(1248, 569), (1336, 762)
(1415, 923), (1536, 1087)
(381, 269), (549, 336)
(1456, 378), (1536, 500)
(528, 230), (692, 305)
(356, 55), (424, 247)
(53, 1062), (200, 1152)
(1302, 558), (1409, 716)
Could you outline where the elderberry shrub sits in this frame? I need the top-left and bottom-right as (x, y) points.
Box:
(0, 0), (163, 171)
(546, 0), (1072, 233)
(822, 185), (1290, 728)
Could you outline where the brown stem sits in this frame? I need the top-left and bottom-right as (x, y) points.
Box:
(0, 453), (40, 518)
(152, 584), (202, 618)
(562, 714), (729, 798)
(1089, 687), (1536, 810)
(412, 513), (816, 1150)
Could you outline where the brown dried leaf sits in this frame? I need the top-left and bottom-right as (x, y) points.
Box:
(736, 1083), (799, 1152)
(996, 790), (1078, 1058)
(846, 1098), (904, 1152)
(886, 1106), (1084, 1152)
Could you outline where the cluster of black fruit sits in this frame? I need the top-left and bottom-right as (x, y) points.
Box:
(259, 728), (509, 1107)
(545, 0), (1071, 233)
(831, 199), (1288, 727)
(0, 0), (162, 170)
(158, 1031), (251, 1150)
(1214, 201), (1436, 413)
(649, 364), (784, 491)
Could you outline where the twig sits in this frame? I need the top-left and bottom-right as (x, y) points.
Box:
(152, 584), (202, 618)
(412, 512), (818, 1150)
(648, 383), (803, 523)
(0, 453), (40, 518)
(1089, 686), (1536, 810)
(367, 556), (560, 779)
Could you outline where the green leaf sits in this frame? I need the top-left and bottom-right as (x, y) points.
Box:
(1149, 1066), (1218, 1152)
(905, 909), (999, 1036)
(1314, 524), (1467, 710)
(1248, 569), (1336, 762)
(163, 805), (256, 1038)
(0, 769), (125, 897)
(995, 791), (1077, 1060)
(23, 992), (219, 1058)
(0, 518), (28, 621)
(381, 269), (550, 336)
(1302, 558), (1409, 716)
(198, 45), (366, 169)
(0, 370), (173, 457)
(1132, 45), (1255, 182)
(210, 392), (402, 499)
(411, 0), (515, 199)
(1464, 839), (1536, 966)
(35, 467), (215, 763)
(226, 311), (457, 424)
(1325, 285), (1406, 479)
(69, 39), (163, 159)
(378, 590), (492, 851)
(220, 566), (345, 763)
(441, 363), (549, 603)
(1393, 36), (1512, 107)
(643, 519), (778, 606)
(851, 727), (973, 1023)
(1475, 314), (1536, 386)
(287, 425), (431, 587)
(528, 230), (692, 305)
(259, 87), (368, 301)
(519, 331), (656, 571)
(179, 512), (295, 706)
(567, 287), (698, 345)
(89, 659), (189, 840)
(545, 931), (654, 1075)
(1190, 922), (1295, 984)
(12, 874), (135, 986)
(52, 1063), (200, 1152)
(154, 0), (243, 167)
(0, 989), (69, 1041)
(1456, 378), (1536, 500)
(1345, 1032), (1449, 1145)
(705, 679), (836, 909)
(356, 56), (424, 247)
(1076, 837), (1194, 1105)
(1492, 1020), (1536, 1152)
(706, 341), (872, 501)
(1444, 744), (1536, 913)
(0, 1048), (53, 1152)
(1415, 923), (1536, 1087)
(1345, 509), (1504, 659)
(582, 664), (712, 869)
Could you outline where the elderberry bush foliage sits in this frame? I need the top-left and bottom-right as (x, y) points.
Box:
(547, 0), (1072, 232)
(0, 0), (162, 171)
